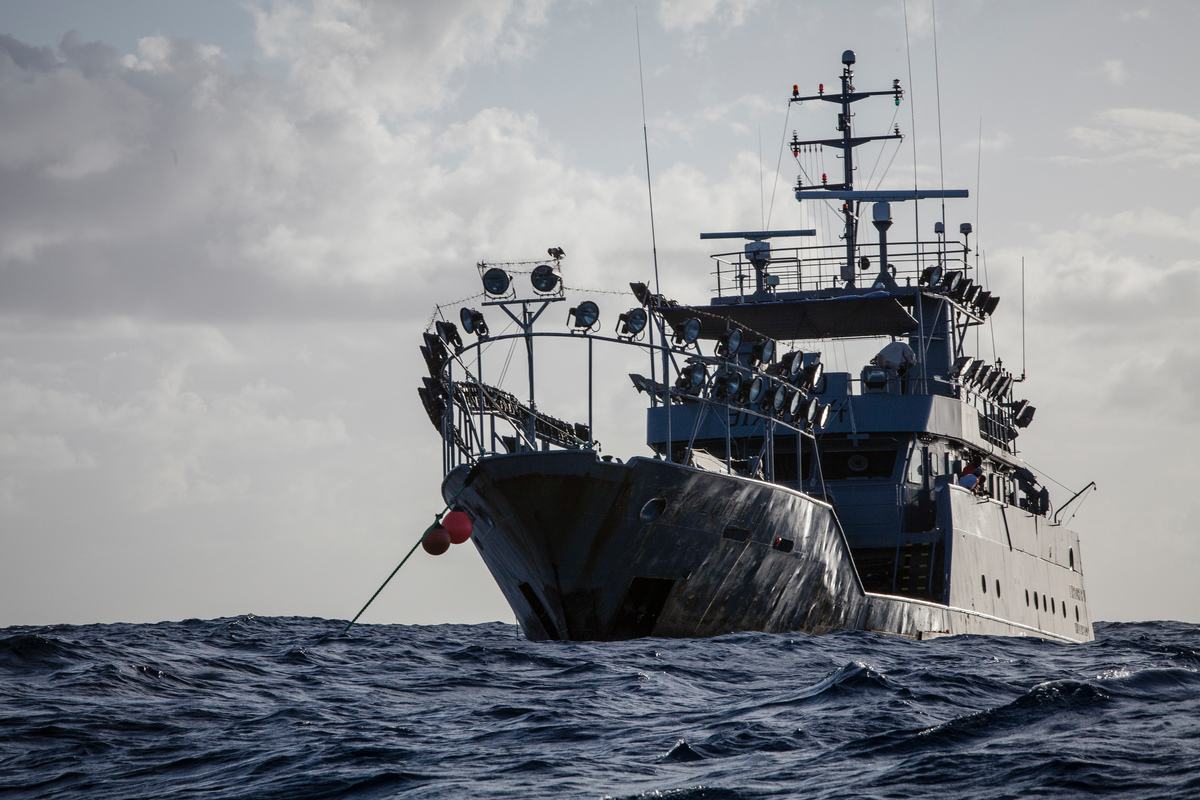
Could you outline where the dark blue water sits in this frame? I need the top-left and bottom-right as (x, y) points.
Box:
(2, 618), (1198, 799)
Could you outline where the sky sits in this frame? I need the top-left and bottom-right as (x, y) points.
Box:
(1, 0), (1197, 628)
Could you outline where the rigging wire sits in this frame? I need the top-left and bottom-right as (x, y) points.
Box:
(932, 0), (947, 234)
(766, 103), (792, 229)
(903, 0), (922, 254)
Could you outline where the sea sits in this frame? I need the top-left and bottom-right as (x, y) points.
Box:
(1, 617), (1197, 799)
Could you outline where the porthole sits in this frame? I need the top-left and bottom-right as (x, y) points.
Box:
(1042, 593), (1047, 611)
(1034, 593), (1039, 610)
(1051, 597), (1056, 614)
(981, 574), (987, 593)
(1063, 602), (1067, 618)
(639, 497), (667, 522)
(1075, 606), (1080, 622)
(1025, 589), (1030, 607)
(1069, 548), (1075, 570)
(995, 579), (1001, 598)
(848, 454), (869, 472)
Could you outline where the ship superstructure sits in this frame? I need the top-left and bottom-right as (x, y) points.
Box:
(418, 52), (1093, 642)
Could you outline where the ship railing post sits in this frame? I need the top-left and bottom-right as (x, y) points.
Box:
(588, 335), (594, 448)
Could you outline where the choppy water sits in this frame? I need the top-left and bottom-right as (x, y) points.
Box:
(1, 617), (1198, 799)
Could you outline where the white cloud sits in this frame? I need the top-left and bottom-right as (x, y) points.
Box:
(1067, 108), (1200, 167)
(657, 0), (764, 32)
(1101, 58), (1128, 86)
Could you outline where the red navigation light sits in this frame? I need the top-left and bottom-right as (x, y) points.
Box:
(822, 173), (827, 183)
(818, 83), (824, 94)
(792, 84), (799, 98)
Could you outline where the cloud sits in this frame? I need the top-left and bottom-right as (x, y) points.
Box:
(1067, 108), (1200, 167)
(1101, 58), (1128, 86)
(657, 0), (764, 32)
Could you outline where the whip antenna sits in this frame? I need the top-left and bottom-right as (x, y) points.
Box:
(635, 9), (661, 296)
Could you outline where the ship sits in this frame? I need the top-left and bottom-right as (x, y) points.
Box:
(418, 51), (1094, 643)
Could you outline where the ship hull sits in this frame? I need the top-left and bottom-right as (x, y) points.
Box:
(443, 451), (1090, 643)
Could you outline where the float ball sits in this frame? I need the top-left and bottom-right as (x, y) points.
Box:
(443, 510), (474, 544)
(422, 524), (451, 555)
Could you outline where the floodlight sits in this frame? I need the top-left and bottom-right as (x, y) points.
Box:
(530, 264), (561, 294)
(714, 368), (742, 400)
(746, 376), (765, 404)
(919, 265), (943, 287)
(951, 277), (973, 302)
(802, 361), (824, 390)
(940, 269), (963, 293)
(783, 351), (805, 379)
(962, 359), (983, 383)
(952, 355), (975, 378)
(973, 290), (992, 312)
(814, 402), (832, 428)
(964, 283), (982, 305)
(674, 317), (702, 345)
(973, 364), (993, 388)
(1015, 404), (1036, 428)
(981, 294), (1001, 316)
(771, 384), (788, 413)
(568, 301), (600, 330)
(717, 328), (743, 357)
(435, 320), (462, 349)
(788, 389), (804, 417)
(482, 267), (511, 296)
(460, 307), (488, 338)
(676, 362), (707, 391)
(617, 308), (648, 337)
(802, 396), (819, 424)
(750, 339), (775, 368)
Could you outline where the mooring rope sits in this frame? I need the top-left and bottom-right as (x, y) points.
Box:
(341, 481), (471, 634)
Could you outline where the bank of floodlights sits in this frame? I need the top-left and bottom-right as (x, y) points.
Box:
(459, 308), (488, 338)
(568, 301), (600, 332)
(616, 307), (648, 338)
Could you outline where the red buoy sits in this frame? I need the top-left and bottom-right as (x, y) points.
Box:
(442, 510), (473, 544)
(422, 524), (451, 555)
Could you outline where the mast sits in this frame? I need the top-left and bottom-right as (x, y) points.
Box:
(790, 50), (904, 287)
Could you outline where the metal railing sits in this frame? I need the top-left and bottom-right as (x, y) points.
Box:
(711, 239), (971, 298)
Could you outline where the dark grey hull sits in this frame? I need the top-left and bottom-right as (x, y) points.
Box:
(443, 451), (1088, 643)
